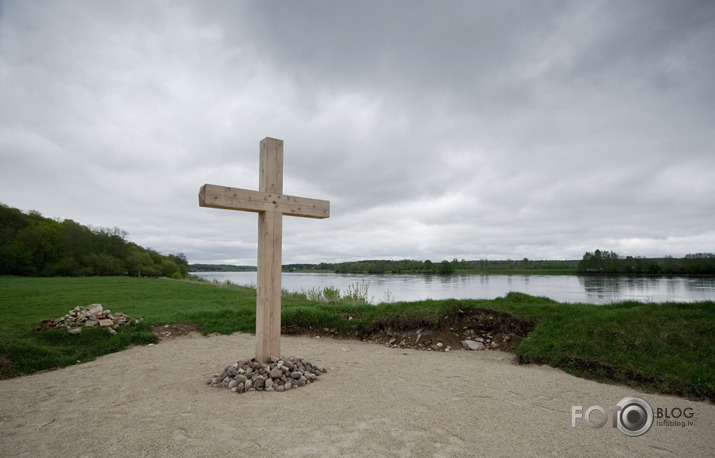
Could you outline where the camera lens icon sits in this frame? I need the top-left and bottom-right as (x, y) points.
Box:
(616, 397), (653, 437)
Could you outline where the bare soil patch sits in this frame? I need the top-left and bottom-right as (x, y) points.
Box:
(151, 323), (201, 341)
(0, 354), (16, 379)
(283, 307), (535, 353)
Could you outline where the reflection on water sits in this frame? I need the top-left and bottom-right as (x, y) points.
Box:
(579, 276), (715, 304)
(191, 271), (715, 305)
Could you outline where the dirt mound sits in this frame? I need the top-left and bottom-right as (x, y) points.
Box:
(284, 308), (535, 354)
(0, 354), (17, 380)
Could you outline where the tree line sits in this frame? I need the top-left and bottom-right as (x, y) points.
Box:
(577, 249), (715, 275)
(287, 252), (715, 276)
(284, 258), (578, 274)
(0, 203), (188, 278)
(189, 264), (256, 272)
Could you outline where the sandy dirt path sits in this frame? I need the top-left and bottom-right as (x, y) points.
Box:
(1, 332), (712, 457)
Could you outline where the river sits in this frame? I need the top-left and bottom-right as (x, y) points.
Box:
(189, 272), (715, 305)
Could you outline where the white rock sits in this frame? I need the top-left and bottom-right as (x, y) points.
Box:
(461, 340), (486, 351)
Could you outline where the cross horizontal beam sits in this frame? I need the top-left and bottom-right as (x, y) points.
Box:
(199, 184), (329, 219)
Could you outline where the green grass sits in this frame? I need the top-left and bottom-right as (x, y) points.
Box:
(482, 293), (715, 400)
(0, 277), (713, 401)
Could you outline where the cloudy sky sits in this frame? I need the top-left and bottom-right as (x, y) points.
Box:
(1, 1), (714, 265)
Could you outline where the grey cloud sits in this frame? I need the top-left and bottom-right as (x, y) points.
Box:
(1, 0), (713, 264)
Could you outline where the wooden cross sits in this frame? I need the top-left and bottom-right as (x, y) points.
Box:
(199, 137), (330, 363)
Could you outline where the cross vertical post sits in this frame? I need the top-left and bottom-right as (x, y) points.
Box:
(256, 138), (284, 362)
(199, 137), (330, 363)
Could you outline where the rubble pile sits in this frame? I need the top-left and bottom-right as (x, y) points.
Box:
(34, 304), (141, 334)
(208, 356), (327, 393)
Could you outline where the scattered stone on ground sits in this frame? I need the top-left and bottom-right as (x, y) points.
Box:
(283, 307), (535, 353)
(207, 356), (326, 394)
(208, 308), (530, 395)
(34, 304), (142, 334)
(461, 339), (486, 351)
(151, 323), (201, 341)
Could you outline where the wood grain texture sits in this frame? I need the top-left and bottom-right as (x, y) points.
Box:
(198, 184), (329, 219)
(198, 137), (330, 363)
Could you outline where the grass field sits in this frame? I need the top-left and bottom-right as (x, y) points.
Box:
(0, 276), (712, 401)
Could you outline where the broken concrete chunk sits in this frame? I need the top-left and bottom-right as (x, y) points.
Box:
(87, 304), (103, 315)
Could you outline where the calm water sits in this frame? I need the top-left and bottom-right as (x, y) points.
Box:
(190, 272), (715, 305)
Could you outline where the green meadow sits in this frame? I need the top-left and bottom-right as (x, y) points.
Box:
(0, 276), (712, 402)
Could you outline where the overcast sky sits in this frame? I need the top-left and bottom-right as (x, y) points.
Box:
(1, 1), (714, 265)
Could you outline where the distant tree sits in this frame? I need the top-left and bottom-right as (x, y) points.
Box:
(682, 253), (715, 275)
(84, 253), (124, 276)
(15, 223), (65, 275)
(575, 249), (715, 276)
(437, 260), (454, 274)
(578, 249), (616, 274)
(661, 256), (680, 275)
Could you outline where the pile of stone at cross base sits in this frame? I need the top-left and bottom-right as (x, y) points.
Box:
(34, 303), (142, 335)
(208, 356), (327, 394)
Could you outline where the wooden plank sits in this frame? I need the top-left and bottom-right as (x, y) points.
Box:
(256, 209), (282, 362)
(256, 137), (283, 362)
(199, 184), (329, 219)
(260, 137), (283, 194)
